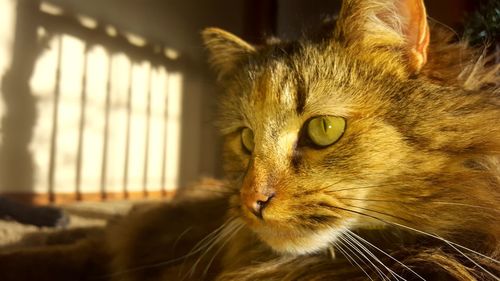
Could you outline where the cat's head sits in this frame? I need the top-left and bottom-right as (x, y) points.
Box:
(203, 0), (500, 255)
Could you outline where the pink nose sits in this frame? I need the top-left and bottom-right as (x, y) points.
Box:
(242, 191), (274, 219)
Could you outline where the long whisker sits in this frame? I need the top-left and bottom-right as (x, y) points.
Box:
(386, 221), (500, 265)
(338, 235), (377, 278)
(297, 176), (410, 196)
(187, 218), (234, 256)
(171, 227), (194, 252)
(355, 204), (499, 264)
(335, 197), (500, 213)
(424, 201), (500, 213)
(344, 230), (409, 281)
(345, 229), (426, 281)
(324, 204), (500, 279)
(339, 234), (390, 280)
(95, 222), (225, 280)
(317, 201), (412, 224)
(334, 239), (375, 281)
(339, 237), (382, 280)
(202, 223), (244, 277)
(343, 204), (413, 223)
(326, 183), (399, 193)
(293, 178), (346, 196)
(443, 239), (500, 281)
(345, 231), (406, 281)
(94, 251), (197, 279)
(185, 219), (241, 279)
(178, 218), (236, 278)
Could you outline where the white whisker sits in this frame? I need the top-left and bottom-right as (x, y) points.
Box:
(341, 203), (500, 270)
(100, 223), (224, 279)
(172, 227), (194, 251)
(335, 240), (375, 281)
(184, 219), (240, 280)
(340, 205), (500, 280)
(202, 222), (244, 277)
(443, 240), (500, 281)
(388, 221), (500, 266)
(340, 233), (391, 280)
(344, 231), (407, 281)
(345, 232), (405, 281)
(189, 218), (234, 254)
(345, 229), (425, 281)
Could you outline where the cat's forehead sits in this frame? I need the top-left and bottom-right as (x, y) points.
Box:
(218, 40), (396, 136)
(235, 43), (373, 126)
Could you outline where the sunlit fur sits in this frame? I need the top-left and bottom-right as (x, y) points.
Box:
(203, 0), (500, 280)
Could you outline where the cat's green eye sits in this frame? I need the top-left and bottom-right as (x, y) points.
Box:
(241, 128), (255, 152)
(307, 116), (346, 147)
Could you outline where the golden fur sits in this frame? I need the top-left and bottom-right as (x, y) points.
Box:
(0, 0), (498, 280)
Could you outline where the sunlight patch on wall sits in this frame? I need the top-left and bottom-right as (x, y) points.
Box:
(165, 72), (183, 191)
(40, 2), (63, 16)
(30, 35), (60, 194)
(127, 61), (150, 192)
(29, 33), (182, 197)
(1, 1), (184, 199)
(79, 45), (108, 193)
(146, 67), (168, 191)
(105, 53), (131, 193)
(55, 34), (86, 193)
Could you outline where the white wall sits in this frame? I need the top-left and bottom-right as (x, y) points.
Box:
(0, 0), (245, 196)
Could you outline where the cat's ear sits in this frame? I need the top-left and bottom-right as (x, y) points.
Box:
(202, 28), (256, 79)
(335, 0), (430, 74)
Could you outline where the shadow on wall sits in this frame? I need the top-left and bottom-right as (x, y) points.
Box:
(0, 0), (38, 201)
(0, 0), (213, 204)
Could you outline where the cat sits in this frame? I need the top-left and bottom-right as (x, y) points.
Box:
(0, 0), (499, 280)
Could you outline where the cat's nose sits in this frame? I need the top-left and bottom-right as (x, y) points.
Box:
(243, 192), (275, 219)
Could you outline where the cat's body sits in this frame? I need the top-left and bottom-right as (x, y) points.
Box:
(1, 0), (499, 280)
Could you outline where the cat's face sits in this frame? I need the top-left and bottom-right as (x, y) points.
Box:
(203, 0), (500, 255)
(218, 42), (437, 254)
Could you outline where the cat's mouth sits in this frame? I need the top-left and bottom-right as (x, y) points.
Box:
(232, 197), (352, 254)
(240, 207), (352, 255)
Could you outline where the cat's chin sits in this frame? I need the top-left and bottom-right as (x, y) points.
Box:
(253, 226), (343, 255)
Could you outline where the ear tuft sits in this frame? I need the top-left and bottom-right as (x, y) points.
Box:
(201, 28), (256, 79)
(335, 0), (430, 74)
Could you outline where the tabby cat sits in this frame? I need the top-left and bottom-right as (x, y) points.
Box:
(1, 0), (499, 280)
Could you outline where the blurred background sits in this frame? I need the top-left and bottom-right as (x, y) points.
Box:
(0, 0), (488, 205)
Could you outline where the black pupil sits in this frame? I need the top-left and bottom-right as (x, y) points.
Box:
(322, 118), (328, 132)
